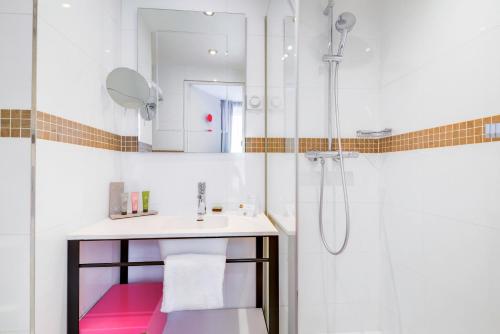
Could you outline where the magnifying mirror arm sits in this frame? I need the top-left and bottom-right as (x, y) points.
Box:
(107, 87), (147, 106)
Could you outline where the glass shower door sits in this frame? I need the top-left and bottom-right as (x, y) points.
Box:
(265, 2), (297, 333)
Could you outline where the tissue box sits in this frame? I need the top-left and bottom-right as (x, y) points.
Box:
(80, 282), (167, 334)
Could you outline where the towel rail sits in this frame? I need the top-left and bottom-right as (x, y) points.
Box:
(80, 258), (270, 268)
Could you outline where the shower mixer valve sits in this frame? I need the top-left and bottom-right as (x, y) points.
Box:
(305, 151), (360, 162)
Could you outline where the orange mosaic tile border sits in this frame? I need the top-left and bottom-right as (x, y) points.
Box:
(5, 109), (498, 154)
(245, 137), (267, 152)
(0, 109), (138, 152)
(245, 137), (296, 153)
(299, 138), (379, 153)
(36, 111), (125, 151)
(246, 115), (500, 153)
(245, 137), (379, 153)
(379, 115), (500, 153)
(0, 109), (32, 138)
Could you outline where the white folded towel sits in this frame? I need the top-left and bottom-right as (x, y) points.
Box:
(158, 238), (228, 258)
(161, 253), (226, 313)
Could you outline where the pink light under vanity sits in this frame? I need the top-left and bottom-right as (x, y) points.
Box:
(79, 283), (167, 334)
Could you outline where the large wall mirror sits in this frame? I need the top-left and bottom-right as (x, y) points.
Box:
(137, 9), (250, 153)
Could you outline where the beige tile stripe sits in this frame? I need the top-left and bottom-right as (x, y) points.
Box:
(36, 111), (126, 151)
(3, 109), (498, 153)
(246, 114), (500, 153)
(380, 115), (500, 152)
(246, 137), (380, 153)
(1, 109), (139, 152)
(0, 109), (31, 138)
(36, 111), (139, 152)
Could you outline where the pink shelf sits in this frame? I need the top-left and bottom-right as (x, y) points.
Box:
(80, 282), (167, 334)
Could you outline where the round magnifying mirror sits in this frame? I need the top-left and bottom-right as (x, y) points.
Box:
(106, 67), (150, 109)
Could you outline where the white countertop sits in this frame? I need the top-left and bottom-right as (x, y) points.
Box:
(67, 213), (278, 240)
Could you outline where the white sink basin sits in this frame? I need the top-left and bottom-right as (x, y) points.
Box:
(158, 215), (228, 230)
(158, 215), (230, 258)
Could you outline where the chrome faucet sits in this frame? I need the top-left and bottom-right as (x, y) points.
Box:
(197, 182), (206, 220)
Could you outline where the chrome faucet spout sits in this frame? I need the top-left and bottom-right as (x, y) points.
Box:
(197, 182), (207, 220)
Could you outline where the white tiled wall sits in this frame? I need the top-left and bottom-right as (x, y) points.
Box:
(37, 0), (125, 135)
(297, 155), (382, 334)
(379, 144), (500, 334)
(0, 11), (32, 110)
(0, 1), (32, 333)
(0, 140), (31, 334)
(296, 0), (382, 332)
(35, 1), (124, 332)
(35, 141), (122, 333)
(379, 1), (500, 333)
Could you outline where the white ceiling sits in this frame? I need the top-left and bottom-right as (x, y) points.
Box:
(139, 9), (246, 72)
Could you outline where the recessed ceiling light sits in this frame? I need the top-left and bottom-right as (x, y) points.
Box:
(287, 45), (293, 51)
(365, 47), (372, 53)
(203, 11), (216, 16)
(104, 49), (111, 53)
(61, 3), (71, 8)
(208, 49), (218, 56)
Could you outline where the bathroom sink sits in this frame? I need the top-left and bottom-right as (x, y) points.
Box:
(68, 213), (278, 240)
(158, 215), (229, 230)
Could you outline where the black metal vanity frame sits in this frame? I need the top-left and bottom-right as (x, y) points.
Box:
(67, 236), (279, 334)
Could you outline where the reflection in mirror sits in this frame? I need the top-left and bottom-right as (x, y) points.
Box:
(137, 9), (246, 153)
(184, 82), (244, 153)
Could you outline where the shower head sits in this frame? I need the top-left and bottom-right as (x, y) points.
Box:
(335, 12), (356, 56)
(335, 12), (356, 33)
(323, 0), (335, 16)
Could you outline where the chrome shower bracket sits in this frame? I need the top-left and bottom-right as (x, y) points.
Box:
(323, 54), (343, 63)
(356, 128), (392, 138)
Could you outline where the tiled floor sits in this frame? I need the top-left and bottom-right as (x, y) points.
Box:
(164, 308), (268, 334)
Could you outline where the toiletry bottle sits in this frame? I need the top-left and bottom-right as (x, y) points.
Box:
(131, 192), (139, 214)
(142, 191), (150, 213)
(120, 193), (128, 215)
(240, 195), (257, 217)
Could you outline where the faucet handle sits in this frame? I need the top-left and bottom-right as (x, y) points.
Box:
(198, 182), (206, 195)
